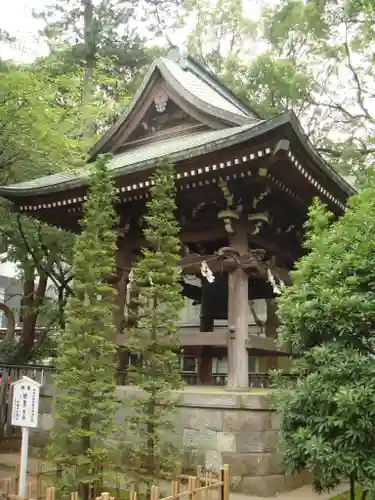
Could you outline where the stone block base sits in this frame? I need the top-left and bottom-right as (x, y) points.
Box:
(34, 386), (312, 497)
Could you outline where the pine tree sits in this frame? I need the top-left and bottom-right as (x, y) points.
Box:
(48, 154), (118, 499)
(34, 0), (158, 137)
(123, 159), (184, 488)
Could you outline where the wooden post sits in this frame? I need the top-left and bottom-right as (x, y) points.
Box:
(187, 477), (194, 500)
(5, 477), (11, 496)
(265, 298), (278, 339)
(227, 226), (249, 389)
(221, 465), (229, 500)
(196, 466), (202, 500)
(46, 487), (55, 500)
(198, 347), (212, 385)
(37, 462), (42, 500)
(199, 297), (214, 385)
(115, 241), (134, 383)
(0, 366), (9, 434)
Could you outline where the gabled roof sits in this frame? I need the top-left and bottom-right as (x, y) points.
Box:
(0, 111), (355, 198)
(89, 47), (261, 159)
(0, 122), (263, 196)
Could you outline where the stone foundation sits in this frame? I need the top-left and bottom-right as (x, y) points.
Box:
(33, 382), (309, 496)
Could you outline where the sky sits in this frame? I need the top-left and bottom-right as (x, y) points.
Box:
(1, 0), (267, 62)
(0, 260), (18, 278)
(0, 0), (48, 61)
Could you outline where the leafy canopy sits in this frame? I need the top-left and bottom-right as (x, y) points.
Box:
(274, 173), (375, 498)
(278, 185), (375, 356)
(273, 343), (375, 497)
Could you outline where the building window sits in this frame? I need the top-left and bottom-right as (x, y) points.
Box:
(180, 355), (198, 373)
(211, 356), (228, 385)
(211, 356), (228, 374)
(128, 353), (141, 366)
(249, 356), (267, 373)
(249, 356), (260, 373)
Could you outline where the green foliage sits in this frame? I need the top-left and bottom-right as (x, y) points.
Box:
(0, 64), (82, 362)
(277, 188), (375, 355)
(34, 0), (161, 137)
(0, 66), (82, 179)
(183, 0), (375, 177)
(48, 155), (118, 497)
(123, 159), (184, 487)
(0, 339), (18, 363)
(240, 52), (315, 118)
(273, 179), (375, 497)
(330, 488), (363, 499)
(273, 344), (375, 498)
(260, 0), (375, 176)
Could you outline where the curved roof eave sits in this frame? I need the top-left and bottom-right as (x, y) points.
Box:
(0, 111), (356, 200)
(88, 60), (159, 160)
(184, 56), (262, 119)
(286, 111), (356, 196)
(157, 59), (253, 127)
(89, 57), (255, 160)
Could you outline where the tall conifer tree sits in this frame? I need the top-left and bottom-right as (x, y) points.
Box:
(123, 159), (184, 487)
(48, 154), (118, 499)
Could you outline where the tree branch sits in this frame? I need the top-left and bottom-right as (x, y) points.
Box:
(0, 302), (15, 342)
(344, 22), (375, 124)
(317, 147), (375, 158)
(17, 215), (73, 296)
(308, 97), (365, 121)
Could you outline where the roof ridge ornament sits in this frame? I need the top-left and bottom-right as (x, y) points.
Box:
(154, 89), (168, 113)
(166, 46), (188, 69)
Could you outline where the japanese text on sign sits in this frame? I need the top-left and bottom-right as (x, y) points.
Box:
(11, 377), (40, 428)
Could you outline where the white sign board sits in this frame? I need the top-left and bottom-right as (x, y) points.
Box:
(11, 376), (41, 428)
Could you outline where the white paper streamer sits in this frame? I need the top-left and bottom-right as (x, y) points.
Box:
(201, 261), (215, 283)
(267, 269), (284, 295)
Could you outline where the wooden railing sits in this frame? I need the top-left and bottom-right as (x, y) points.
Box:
(1, 464), (230, 500)
(181, 373), (271, 387)
(0, 364), (274, 392)
(248, 373), (270, 388)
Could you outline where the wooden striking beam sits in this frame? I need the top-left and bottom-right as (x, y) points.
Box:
(246, 334), (289, 354)
(178, 329), (228, 347)
(178, 248), (291, 285)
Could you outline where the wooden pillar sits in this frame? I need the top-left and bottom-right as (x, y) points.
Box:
(199, 287), (214, 384)
(115, 239), (134, 384)
(227, 226), (249, 389)
(200, 315), (214, 332)
(265, 298), (278, 339)
(199, 346), (213, 385)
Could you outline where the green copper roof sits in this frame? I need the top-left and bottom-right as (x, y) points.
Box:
(0, 111), (356, 199)
(160, 57), (248, 117)
(0, 122), (261, 196)
(89, 48), (259, 159)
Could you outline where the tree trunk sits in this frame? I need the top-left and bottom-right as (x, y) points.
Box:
(361, 491), (368, 500)
(82, 0), (95, 138)
(350, 474), (355, 500)
(11, 266), (48, 364)
(0, 302), (15, 342)
(80, 415), (91, 500)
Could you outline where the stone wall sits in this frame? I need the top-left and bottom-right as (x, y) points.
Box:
(33, 381), (309, 497)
